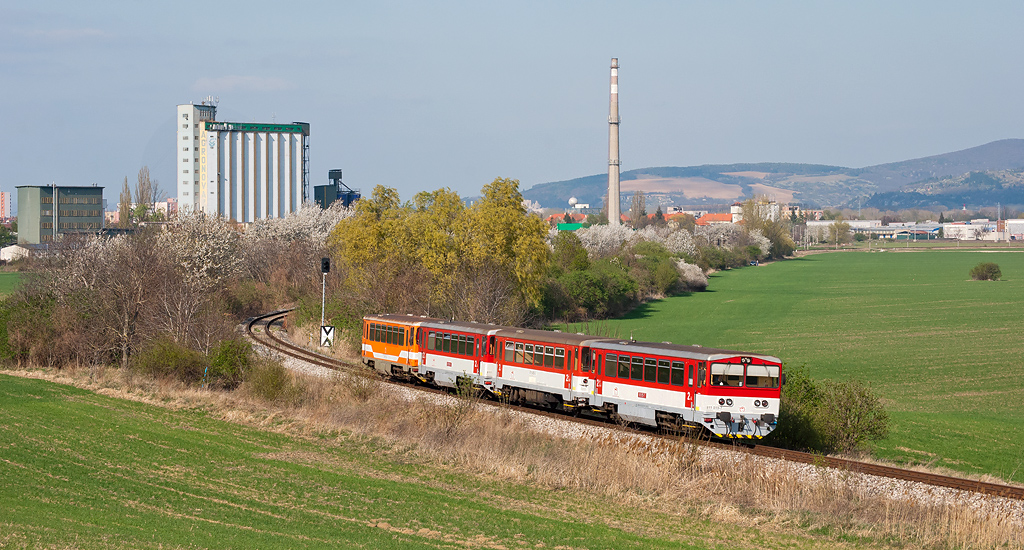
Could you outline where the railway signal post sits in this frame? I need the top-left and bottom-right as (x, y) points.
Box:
(320, 257), (333, 347)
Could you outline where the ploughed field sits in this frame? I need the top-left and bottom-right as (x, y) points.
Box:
(594, 249), (1024, 483)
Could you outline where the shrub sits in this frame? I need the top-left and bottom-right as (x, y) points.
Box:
(131, 338), (208, 384)
(207, 338), (253, 389)
(970, 262), (1001, 281)
(244, 358), (302, 404)
(770, 364), (890, 454)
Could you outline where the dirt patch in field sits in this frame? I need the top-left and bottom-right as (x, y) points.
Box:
(622, 176), (742, 199)
(749, 183), (796, 202)
(721, 171), (769, 179)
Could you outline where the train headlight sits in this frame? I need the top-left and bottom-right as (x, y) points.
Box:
(754, 400), (761, 407)
(719, 398), (725, 405)
(726, 399), (733, 406)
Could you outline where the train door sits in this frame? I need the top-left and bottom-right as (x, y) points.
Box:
(473, 336), (481, 375)
(594, 352), (604, 396)
(570, 347), (593, 401)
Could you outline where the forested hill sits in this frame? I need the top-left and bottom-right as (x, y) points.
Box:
(524, 139), (1024, 209)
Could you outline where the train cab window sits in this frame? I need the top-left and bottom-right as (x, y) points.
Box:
(631, 356), (644, 380)
(670, 361), (685, 386)
(505, 342), (514, 362)
(711, 363), (744, 387)
(581, 349), (591, 373)
(544, 347), (554, 367)
(657, 359), (670, 384)
(514, 343), (525, 363)
(644, 358), (657, 382)
(618, 355), (630, 378)
(745, 364), (780, 388)
(427, 332), (436, 350)
(698, 363), (706, 387)
(688, 364), (694, 386)
(605, 354), (616, 378)
(554, 348), (565, 369)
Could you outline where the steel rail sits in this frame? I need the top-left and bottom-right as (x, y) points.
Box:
(245, 310), (1024, 501)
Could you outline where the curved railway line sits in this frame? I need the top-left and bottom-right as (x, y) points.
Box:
(247, 309), (1024, 502)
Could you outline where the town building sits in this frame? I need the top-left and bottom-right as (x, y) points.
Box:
(0, 191), (11, 220)
(178, 101), (309, 223)
(16, 185), (104, 244)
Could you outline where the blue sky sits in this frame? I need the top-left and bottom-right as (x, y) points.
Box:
(3, 1), (1023, 211)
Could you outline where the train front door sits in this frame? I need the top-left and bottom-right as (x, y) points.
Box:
(570, 347), (594, 403)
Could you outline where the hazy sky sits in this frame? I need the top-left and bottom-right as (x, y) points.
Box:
(3, 1), (1024, 211)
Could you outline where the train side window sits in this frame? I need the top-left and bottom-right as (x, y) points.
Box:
(524, 344), (534, 364)
(670, 361), (685, 386)
(643, 358), (657, 382)
(384, 326), (391, 345)
(505, 341), (514, 362)
(371, 324), (378, 342)
(605, 354), (616, 378)
(630, 356), (643, 380)
(554, 348), (565, 369)
(435, 332), (443, 351)
(456, 335), (465, 356)
(441, 333), (450, 353)
(534, 347), (544, 367)
(687, 363), (694, 386)
(657, 359), (670, 384)
(618, 355), (631, 378)
(400, 329), (406, 346)
(514, 343), (524, 363)
(427, 332), (436, 351)
(543, 347), (554, 367)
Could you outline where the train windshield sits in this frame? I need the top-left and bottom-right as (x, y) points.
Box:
(710, 362), (780, 388)
(745, 364), (780, 388)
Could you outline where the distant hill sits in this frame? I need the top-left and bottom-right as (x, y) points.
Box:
(524, 139), (1024, 209)
(864, 168), (1024, 210)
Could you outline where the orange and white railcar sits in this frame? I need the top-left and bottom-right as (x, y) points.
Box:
(361, 314), (441, 378)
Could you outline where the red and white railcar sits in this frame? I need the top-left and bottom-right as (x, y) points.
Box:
(587, 341), (781, 439)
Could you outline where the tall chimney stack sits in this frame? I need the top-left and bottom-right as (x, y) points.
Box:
(607, 58), (621, 225)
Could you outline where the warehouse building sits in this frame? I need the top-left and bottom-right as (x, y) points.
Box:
(16, 185), (104, 244)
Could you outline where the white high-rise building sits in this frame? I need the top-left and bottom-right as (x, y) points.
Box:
(177, 102), (309, 222)
(177, 102), (218, 212)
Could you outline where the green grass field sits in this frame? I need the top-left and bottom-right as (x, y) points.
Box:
(4, 374), (835, 549)
(0, 272), (21, 296)
(583, 250), (1024, 483)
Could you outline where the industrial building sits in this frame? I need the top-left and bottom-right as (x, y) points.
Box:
(178, 101), (309, 223)
(16, 185), (104, 244)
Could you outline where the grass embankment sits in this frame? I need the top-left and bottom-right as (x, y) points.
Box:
(4, 369), (1020, 549)
(583, 250), (1024, 483)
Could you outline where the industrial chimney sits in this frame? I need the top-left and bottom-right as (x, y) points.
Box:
(607, 58), (621, 225)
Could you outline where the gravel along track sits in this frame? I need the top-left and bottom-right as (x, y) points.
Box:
(245, 312), (1024, 523)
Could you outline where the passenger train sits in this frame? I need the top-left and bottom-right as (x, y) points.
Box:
(361, 314), (781, 439)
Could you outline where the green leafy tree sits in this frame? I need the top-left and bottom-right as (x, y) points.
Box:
(970, 262), (1001, 281)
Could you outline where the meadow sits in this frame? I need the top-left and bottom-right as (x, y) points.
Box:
(0, 374), (711, 549)
(584, 249), (1024, 483)
(0, 272), (21, 296)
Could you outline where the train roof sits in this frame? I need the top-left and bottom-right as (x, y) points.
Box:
(419, 319), (504, 334)
(364, 314), (444, 325)
(593, 339), (781, 363)
(494, 327), (604, 346)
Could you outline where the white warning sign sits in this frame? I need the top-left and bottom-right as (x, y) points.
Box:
(320, 325), (335, 347)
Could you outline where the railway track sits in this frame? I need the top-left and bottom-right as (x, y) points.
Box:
(246, 310), (1024, 502)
